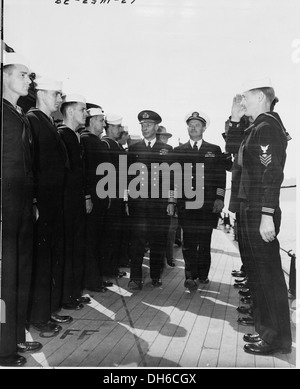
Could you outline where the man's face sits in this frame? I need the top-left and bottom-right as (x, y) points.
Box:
(91, 115), (105, 137)
(4, 64), (31, 97)
(157, 134), (169, 144)
(241, 90), (259, 118)
(141, 121), (158, 140)
(187, 119), (206, 140)
(108, 124), (122, 140)
(39, 90), (62, 114)
(72, 102), (87, 126)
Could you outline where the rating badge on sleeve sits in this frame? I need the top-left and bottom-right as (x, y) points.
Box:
(260, 145), (272, 167)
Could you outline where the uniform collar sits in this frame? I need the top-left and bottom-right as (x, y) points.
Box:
(143, 138), (156, 148)
(189, 139), (203, 150)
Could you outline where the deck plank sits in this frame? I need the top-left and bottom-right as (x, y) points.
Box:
(19, 227), (296, 369)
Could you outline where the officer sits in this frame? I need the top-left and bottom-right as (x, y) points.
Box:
(100, 113), (127, 285)
(127, 110), (175, 289)
(80, 106), (109, 292)
(174, 110), (226, 290)
(230, 78), (292, 355)
(26, 77), (73, 333)
(0, 52), (42, 367)
(58, 94), (91, 310)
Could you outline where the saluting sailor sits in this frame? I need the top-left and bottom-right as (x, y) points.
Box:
(174, 110), (226, 290)
(230, 78), (292, 355)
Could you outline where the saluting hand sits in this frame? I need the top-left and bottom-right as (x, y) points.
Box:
(260, 214), (276, 243)
(231, 94), (246, 122)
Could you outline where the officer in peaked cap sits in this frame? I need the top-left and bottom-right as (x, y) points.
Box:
(127, 110), (175, 290)
(138, 110), (162, 124)
(174, 109), (226, 291)
(1, 52), (43, 366)
(185, 110), (210, 128)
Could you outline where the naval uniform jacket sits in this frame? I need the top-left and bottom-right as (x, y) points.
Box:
(127, 139), (174, 203)
(174, 140), (226, 228)
(0, 99), (34, 356)
(237, 113), (288, 215)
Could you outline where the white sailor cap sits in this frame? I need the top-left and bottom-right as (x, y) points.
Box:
(3, 52), (31, 70)
(35, 76), (63, 91)
(185, 110), (210, 128)
(106, 113), (123, 125)
(87, 107), (105, 117)
(61, 93), (86, 105)
(241, 77), (273, 93)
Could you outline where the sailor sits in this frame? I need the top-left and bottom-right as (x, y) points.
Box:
(100, 113), (128, 286)
(230, 78), (292, 355)
(0, 52), (42, 367)
(174, 110), (226, 290)
(26, 77), (73, 333)
(58, 94), (91, 310)
(80, 106), (109, 292)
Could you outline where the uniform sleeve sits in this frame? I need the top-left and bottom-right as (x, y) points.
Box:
(215, 145), (227, 201)
(257, 123), (287, 215)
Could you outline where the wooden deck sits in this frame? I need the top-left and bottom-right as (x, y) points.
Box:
(23, 227), (296, 369)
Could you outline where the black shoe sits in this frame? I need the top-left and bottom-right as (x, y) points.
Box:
(236, 306), (252, 315)
(237, 316), (254, 326)
(243, 333), (261, 343)
(103, 281), (114, 287)
(238, 289), (251, 297)
(244, 340), (291, 356)
(199, 278), (209, 284)
(234, 282), (248, 289)
(240, 297), (252, 304)
(76, 296), (91, 304)
(184, 278), (198, 290)
(0, 353), (27, 367)
(128, 280), (143, 290)
(118, 271), (127, 278)
(85, 286), (107, 293)
(17, 341), (43, 354)
(50, 313), (73, 324)
(234, 277), (248, 284)
(31, 321), (62, 333)
(62, 302), (84, 310)
(231, 270), (246, 278)
(152, 279), (162, 287)
(167, 258), (176, 267)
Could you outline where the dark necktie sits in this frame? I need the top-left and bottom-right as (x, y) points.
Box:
(147, 141), (151, 149)
(193, 141), (198, 150)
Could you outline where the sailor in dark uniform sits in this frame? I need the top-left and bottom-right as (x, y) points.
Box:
(230, 78), (292, 355)
(58, 94), (91, 310)
(174, 111), (226, 290)
(0, 52), (42, 367)
(26, 77), (72, 333)
(127, 110), (175, 289)
(100, 113), (128, 285)
(80, 106), (108, 292)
